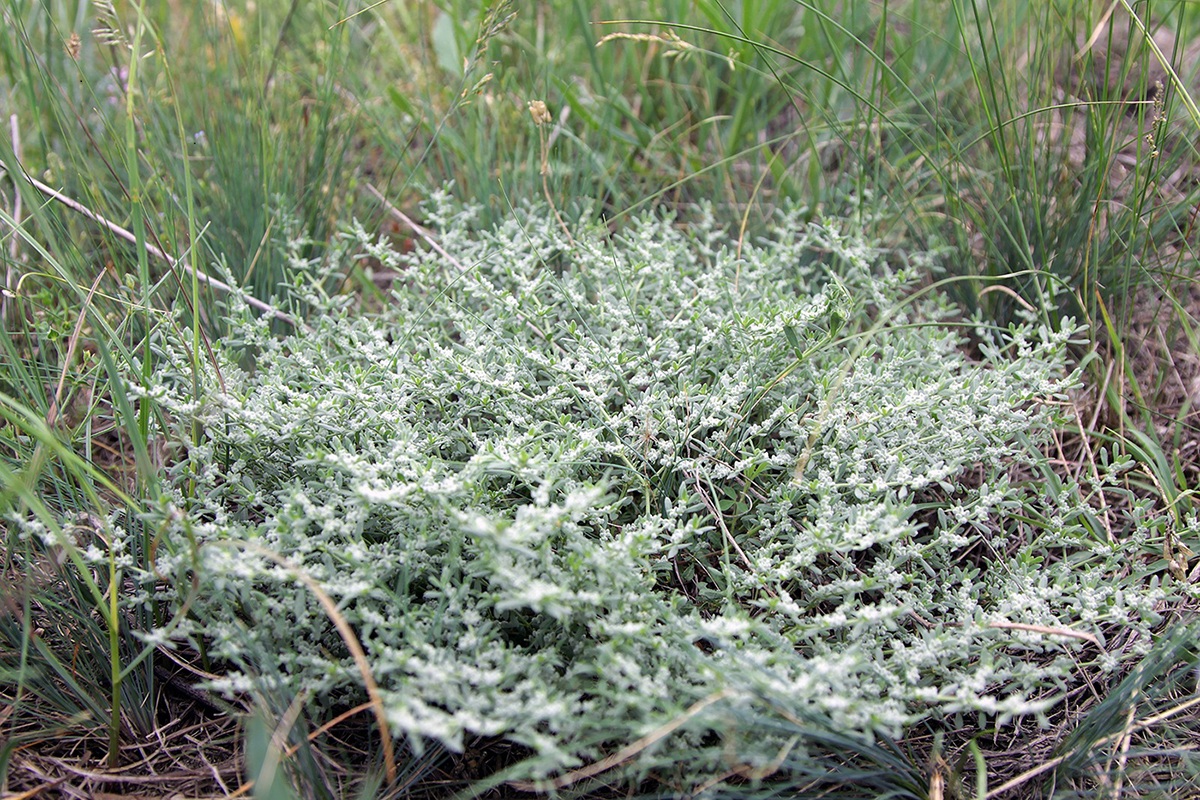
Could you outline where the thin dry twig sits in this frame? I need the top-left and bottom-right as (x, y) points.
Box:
(978, 283), (1038, 312)
(44, 756), (238, 785)
(4, 114), (24, 323)
(987, 621), (1104, 649)
(18, 169), (305, 330)
(365, 182), (466, 272)
(1, 778), (69, 800)
(685, 467), (775, 598)
(366, 182), (566, 351)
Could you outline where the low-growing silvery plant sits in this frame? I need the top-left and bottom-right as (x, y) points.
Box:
(139, 196), (1169, 787)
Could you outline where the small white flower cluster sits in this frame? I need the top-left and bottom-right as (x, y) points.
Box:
(137, 199), (1175, 784)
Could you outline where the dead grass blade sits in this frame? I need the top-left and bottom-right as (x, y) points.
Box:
(225, 541), (397, 784)
(506, 689), (732, 792)
(986, 686), (1200, 797)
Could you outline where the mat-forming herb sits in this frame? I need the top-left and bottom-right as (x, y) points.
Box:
(143, 198), (1165, 783)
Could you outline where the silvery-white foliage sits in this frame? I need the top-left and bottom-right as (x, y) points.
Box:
(140, 198), (1166, 783)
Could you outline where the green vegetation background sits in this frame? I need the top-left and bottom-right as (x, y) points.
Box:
(2, 0), (1199, 797)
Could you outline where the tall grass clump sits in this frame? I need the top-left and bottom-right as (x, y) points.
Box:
(367, 0), (1197, 365)
(116, 198), (1190, 793)
(0, 0), (375, 784)
(518, 0), (1200, 465)
(0, 0), (378, 329)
